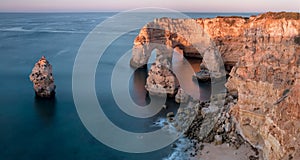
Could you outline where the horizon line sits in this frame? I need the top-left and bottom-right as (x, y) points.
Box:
(0, 8), (298, 13)
(1, 10), (297, 14)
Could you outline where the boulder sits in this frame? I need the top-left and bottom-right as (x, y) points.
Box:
(175, 87), (190, 103)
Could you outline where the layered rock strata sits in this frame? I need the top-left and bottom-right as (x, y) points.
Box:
(29, 56), (56, 98)
(135, 12), (300, 160)
(131, 12), (300, 79)
(131, 17), (226, 79)
(226, 12), (300, 160)
(130, 14), (249, 70)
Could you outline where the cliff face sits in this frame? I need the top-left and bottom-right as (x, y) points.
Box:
(131, 12), (300, 160)
(29, 56), (56, 98)
(226, 12), (300, 160)
(130, 18), (207, 68)
(131, 12), (300, 70)
(130, 14), (249, 70)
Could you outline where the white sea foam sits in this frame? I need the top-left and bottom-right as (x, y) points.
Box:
(153, 118), (195, 160)
(53, 49), (70, 58)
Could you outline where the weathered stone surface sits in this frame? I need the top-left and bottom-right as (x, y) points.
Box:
(130, 17), (225, 76)
(138, 12), (300, 160)
(29, 56), (56, 98)
(214, 135), (223, 145)
(134, 12), (299, 159)
(130, 15), (247, 70)
(175, 87), (190, 103)
(131, 12), (300, 76)
(226, 12), (300, 160)
(184, 94), (246, 149)
(145, 57), (179, 97)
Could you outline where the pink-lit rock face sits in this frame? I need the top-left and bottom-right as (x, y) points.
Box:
(145, 62), (179, 97)
(131, 12), (300, 70)
(226, 12), (300, 160)
(29, 56), (56, 98)
(133, 12), (300, 159)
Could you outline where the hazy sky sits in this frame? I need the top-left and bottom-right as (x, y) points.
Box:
(0, 0), (299, 12)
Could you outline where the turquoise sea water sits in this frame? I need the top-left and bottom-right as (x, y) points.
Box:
(0, 12), (257, 160)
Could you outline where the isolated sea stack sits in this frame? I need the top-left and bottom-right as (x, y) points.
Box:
(145, 56), (179, 97)
(29, 56), (56, 98)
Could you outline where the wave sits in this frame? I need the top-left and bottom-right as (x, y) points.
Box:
(52, 49), (70, 58)
(153, 118), (196, 160)
(0, 27), (88, 34)
(163, 138), (194, 160)
(0, 27), (139, 36)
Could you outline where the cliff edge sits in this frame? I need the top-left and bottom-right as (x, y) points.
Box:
(131, 12), (300, 160)
(226, 12), (300, 160)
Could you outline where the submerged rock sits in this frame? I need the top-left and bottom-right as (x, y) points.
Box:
(29, 56), (56, 98)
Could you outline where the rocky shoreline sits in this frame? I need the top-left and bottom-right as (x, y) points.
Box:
(132, 12), (300, 160)
(162, 92), (262, 160)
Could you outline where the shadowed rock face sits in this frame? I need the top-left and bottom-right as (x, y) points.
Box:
(132, 12), (300, 160)
(29, 56), (56, 98)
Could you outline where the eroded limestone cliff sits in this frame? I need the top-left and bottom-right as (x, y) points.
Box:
(226, 12), (300, 160)
(132, 12), (300, 160)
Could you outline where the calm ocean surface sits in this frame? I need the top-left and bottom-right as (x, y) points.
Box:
(0, 12), (256, 160)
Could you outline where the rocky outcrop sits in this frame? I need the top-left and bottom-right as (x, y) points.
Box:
(134, 12), (300, 160)
(130, 14), (249, 70)
(145, 57), (179, 97)
(131, 12), (300, 77)
(130, 18), (225, 76)
(226, 12), (300, 160)
(175, 87), (190, 103)
(192, 62), (211, 81)
(29, 56), (56, 98)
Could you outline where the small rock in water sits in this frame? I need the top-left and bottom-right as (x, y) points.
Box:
(162, 104), (167, 109)
(167, 117), (175, 122)
(167, 112), (175, 118)
(29, 56), (56, 98)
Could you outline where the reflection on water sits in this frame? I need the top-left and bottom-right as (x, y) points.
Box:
(34, 96), (56, 123)
(172, 52), (212, 101)
(131, 68), (150, 106)
(130, 52), (212, 104)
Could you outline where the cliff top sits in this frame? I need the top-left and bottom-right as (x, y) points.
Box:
(197, 12), (300, 21)
(255, 11), (300, 20)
